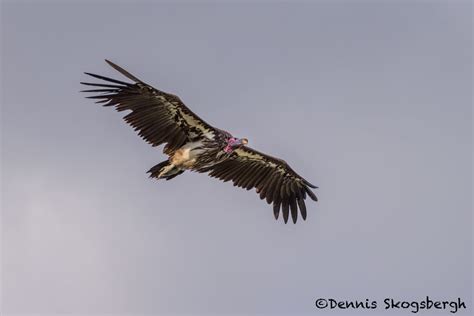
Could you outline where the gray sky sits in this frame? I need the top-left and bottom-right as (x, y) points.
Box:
(1, 1), (472, 315)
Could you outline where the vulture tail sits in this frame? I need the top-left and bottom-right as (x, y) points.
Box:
(147, 160), (184, 181)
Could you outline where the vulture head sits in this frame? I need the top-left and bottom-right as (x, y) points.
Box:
(224, 137), (248, 153)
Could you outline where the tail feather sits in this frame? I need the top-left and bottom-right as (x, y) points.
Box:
(147, 160), (184, 180)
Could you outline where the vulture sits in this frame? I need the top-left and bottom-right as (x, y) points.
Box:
(81, 60), (318, 223)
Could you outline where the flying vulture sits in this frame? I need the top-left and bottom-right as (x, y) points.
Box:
(81, 60), (318, 223)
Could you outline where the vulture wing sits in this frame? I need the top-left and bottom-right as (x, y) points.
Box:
(207, 146), (318, 223)
(81, 60), (216, 152)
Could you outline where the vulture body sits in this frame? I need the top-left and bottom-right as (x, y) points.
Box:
(81, 60), (318, 223)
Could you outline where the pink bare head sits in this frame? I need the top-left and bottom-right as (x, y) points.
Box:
(224, 137), (248, 153)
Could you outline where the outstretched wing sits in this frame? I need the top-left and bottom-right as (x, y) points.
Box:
(207, 146), (318, 224)
(81, 60), (216, 152)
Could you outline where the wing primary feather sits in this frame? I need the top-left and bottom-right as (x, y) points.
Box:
(86, 94), (117, 99)
(282, 200), (290, 224)
(297, 198), (307, 220)
(264, 173), (279, 204)
(80, 88), (118, 93)
(84, 72), (130, 85)
(258, 173), (273, 200)
(272, 176), (284, 205)
(273, 202), (281, 220)
(265, 174), (279, 204)
(303, 179), (318, 189)
(290, 182), (299, 196)
(305, 186), (318, 201)
(280, 180), (288, 200)
(289, 195), (298, 224)
(284, 181), (292, 197)
(260, 171), (278, 203)
(80, 82), (124, 88)
(105, 59), (143, 83)
(95, 99), (112, 104)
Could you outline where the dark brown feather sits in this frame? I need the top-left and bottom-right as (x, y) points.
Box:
(206, 146), (318, 223)
(289, 196), (298, 224)
(81, 60), (217, 151)
(282, 200), (290, 224)
(273, 202), (281, 220)
(297, 198), (307, 220)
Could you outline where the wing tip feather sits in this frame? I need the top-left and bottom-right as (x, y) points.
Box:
(104, 59), (143, 83)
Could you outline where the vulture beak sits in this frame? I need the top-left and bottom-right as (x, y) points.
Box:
(234, 138), (248, 147)
(226, 138), (248, 151)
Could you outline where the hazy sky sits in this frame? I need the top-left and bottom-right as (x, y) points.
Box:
(1, 1), (472, 315)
